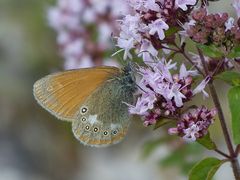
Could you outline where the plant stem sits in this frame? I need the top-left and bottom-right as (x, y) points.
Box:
(208, 82), (240, 180)
(195, 47), (240, 179)
(197, 47), (208, 75)
(236, 145), (240, 155)
(196, 47), (240, 179)
(209, 84), (235, 155)
(215, 149), (231, 159)
(175, 45), (205, 76)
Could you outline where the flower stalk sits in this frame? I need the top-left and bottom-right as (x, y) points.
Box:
(198, 47), (240, 179)
(208, 82), (240, 180)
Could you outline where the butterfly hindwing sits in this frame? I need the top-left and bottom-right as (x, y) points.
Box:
(33, 67), (120, 122)
(72, 75), (134, 147)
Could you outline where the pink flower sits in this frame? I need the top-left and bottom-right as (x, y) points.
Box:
(193, 77), (210, 98)
(169, 106), (216, 142)
(129, 93), (156, 115)
(64, 55), (94, 69)
(47, 7), (80, 30)
(58, 0), (83, 13)
(139, 39), (158, 63)
(167, 83), (186, 107)
(129, 0), (144, 11)
(168, 128), (178, 135)
(149, 19), (169, 40)
(143, 108), (162, 126)
(175, 0), (196, 11)
(144, 0), (160, 11)
(233, 0), (240, 18)
(179, 64), (198, 79)
(48, 0), (130, 69)
(183, 124), (199, 142)
(117, 37), (135, 60)
(225, 17), (235, 32)
(178, 20), (196, 44)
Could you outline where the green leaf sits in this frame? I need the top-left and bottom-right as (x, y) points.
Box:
(159, 143), (204, 175)
(197, 133), (217, 150)
(216, 71), (240, 86)
(197, 44), (224, 58)
(189, 157), (224, 180)
(160, 143), (202, 167)
(154, 118), (173, 130)
(228, 86), (240, 144)
(165, 27), (179, 37)
(227, 46), (240, 58)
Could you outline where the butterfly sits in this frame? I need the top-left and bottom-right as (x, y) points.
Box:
(33, 65), (136, 147)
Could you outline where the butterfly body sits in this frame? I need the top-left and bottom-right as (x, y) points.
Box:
(33, 65), (136, 147)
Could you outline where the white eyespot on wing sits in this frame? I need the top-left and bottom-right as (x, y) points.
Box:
(72, 113), (106, 147)
(72, 115), (92, 144)
(80, 106), (88, 115)
(87, 122), (103, 146)
(103, 131), (109, 136)
(81, 116), (87, 123)
(93, 127), (99, 132)
(110, 123), (122, 135)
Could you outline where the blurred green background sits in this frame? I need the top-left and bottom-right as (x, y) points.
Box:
(0, 0), (237, 180)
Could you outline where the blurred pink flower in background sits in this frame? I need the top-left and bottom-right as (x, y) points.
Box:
(47, 0), (130, 69)
(233, 0), (240, 17)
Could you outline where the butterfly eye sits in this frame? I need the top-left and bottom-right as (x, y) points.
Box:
(103, 131), (108, 136)
(80, 107), (88, 114)
(93, 127), (99, 132)
(81, 117), (87, 122)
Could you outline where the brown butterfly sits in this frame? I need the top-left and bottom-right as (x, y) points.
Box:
(33, 66), (136, 147)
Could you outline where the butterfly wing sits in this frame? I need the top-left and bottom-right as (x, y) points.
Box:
(72, 75), (135, 147)
(33, 66), (120, 122)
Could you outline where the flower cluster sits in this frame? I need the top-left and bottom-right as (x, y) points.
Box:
(113, 1), (240, 143)
(168, 106), (217, 142)
(48, 0), (129, 69)
(129, 58), (209, 127)
(186, 8), (240, 54)
(117, 0), (197, 63)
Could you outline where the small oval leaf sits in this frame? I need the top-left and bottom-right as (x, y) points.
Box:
(228, 86), (240, 144)
(197, 133), (217, 150)
(197, 44), (224, 58)
(165, 27), (179, 37)
(227, 46), (240, 58)
(189, 157), (224, 180)
(216, 71), (240, 86)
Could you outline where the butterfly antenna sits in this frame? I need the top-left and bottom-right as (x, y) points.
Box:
(110, 33), (124, 64)
(136, 84), (147, 93)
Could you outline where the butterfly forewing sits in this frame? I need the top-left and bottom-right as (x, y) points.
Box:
(33, 67), (120, 122)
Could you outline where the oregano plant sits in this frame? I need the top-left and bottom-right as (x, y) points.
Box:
(47, 0), (240, 179)
(115, 0), (240, 179)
